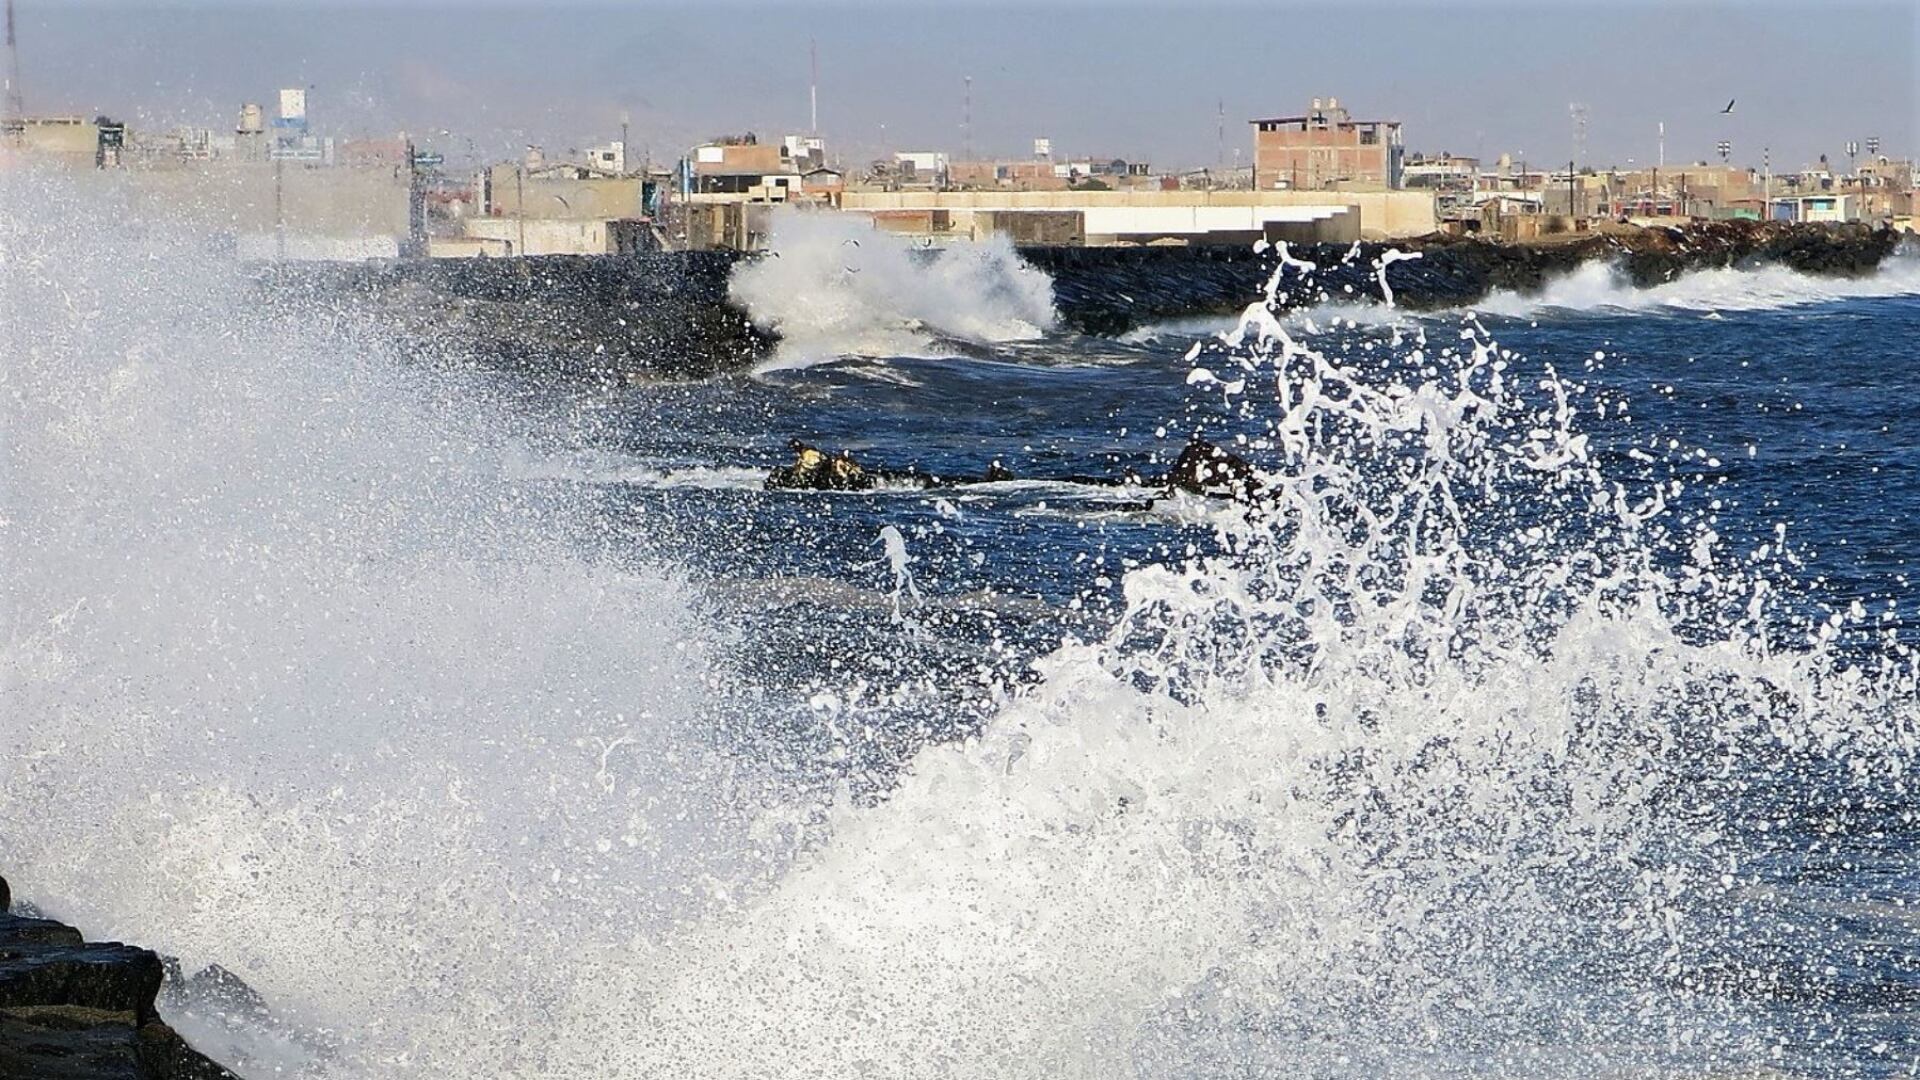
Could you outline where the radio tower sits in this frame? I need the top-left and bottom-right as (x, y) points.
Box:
(962, 74), (972, 162)
(1569, 102), (1589, 169)
(1216, 98), (1225, 172)
(5, 0), (25, 138)
(808, 37), (818, 136)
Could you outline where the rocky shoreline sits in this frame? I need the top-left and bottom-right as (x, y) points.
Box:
(1030, 219), (1905, 334)
(260, 220), (1906, 378)
(1, 875), (239, 1079)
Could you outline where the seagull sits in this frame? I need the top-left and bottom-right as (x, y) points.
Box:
(842, 238), (861, 248)
(1721, 99), (1736, 114)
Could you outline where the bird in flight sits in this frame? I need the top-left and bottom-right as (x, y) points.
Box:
(1721, 99), (1736, 114)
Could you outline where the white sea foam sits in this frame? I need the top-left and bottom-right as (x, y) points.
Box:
(729, 212), (1058, 369)
(1471, 252), (1920, 318)
(5, 173), (1917, 1079)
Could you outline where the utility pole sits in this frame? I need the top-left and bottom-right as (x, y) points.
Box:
(4, 0), (25, 140)
(620, 110), (630, 175)
(273, 151), (286, 260)
(1216, 98), (1225, 174)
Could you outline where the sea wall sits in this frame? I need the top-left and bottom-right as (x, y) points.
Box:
(260, 221), (1904, 377)
(257, 251), (769, 380)
(1026, 220), (1905, 334)
(0, 875), (238, 1079)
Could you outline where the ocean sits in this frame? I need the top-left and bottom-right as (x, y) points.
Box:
(4, 182), (1918, 1078)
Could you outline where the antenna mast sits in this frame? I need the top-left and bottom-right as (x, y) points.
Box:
(963, 74), (972, 162)
(808, 37), (818, 136)
(5, 0), (25, 135)
(1216, 98), (1225, 172)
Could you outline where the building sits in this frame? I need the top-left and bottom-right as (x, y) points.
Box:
(1252, 97), (1403, 191)
(782, 134), (826, 173)
(891, 151), (949, 184)
(584, 140), (626, 175)
(1771, 194), (1859, 224)
(687, 135), (801, 195)
(939, 157), (1156, 193)
(5, 115), (103, 164)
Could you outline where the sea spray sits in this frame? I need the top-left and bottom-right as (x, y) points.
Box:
(562, 252), (1920, 1078)
(4, 169), (1916, 1079)
(0, 173), (774, 1075)
(729, 210), (1057, 368)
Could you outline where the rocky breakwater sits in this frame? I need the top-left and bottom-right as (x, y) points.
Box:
(0, 875), (238, 1079)
(1025, 220), (1906, 334)
(257, 251), (770, 381)
(253, 221), (1900, 375)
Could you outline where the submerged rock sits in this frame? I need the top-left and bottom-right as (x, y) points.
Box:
(1168, 438), (1265, 503)
(766, 439), (875, 491)
(764, 435), (1267, 509)
(0, 875), (240, 1080)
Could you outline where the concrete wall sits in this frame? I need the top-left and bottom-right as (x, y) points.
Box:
(235, 234), (402, 260)
(1078, 204), (1344, 239)
(465, 217), (615, 256)
(484, 167), (646, 220)
(975, 211), (1084, 245)
(842, 188), (1434, 239)
(14, 118), (101, 164)
(429, 235), (513, 258)
(103, 163), (414, 258)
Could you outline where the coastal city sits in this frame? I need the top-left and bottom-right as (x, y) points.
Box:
(4, 73), (1913, 259)
(6, 0), (1920, 1077)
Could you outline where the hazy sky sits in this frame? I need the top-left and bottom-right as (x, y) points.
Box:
(15, 1), (1918, 173)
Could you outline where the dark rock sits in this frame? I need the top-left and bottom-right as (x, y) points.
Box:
(176, 967), (267, 1025)
(1168, 438), (1265, 504)
(0, 902), (241, 1079)
(255, 250), (770, 381)
(1021, 221), (1904, 334)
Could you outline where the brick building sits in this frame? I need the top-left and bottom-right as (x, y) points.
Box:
(1252, 97), (1403, 191)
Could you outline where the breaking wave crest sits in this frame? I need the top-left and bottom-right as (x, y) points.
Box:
(729, 211), (1058, 369)
(1473, 250), (1920, 318)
